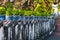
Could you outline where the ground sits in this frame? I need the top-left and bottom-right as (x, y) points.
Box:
(47, 19), (60, 40)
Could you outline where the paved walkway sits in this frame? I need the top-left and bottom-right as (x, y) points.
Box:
(47, 19), (60, 40)
(47, 34), (60, 40)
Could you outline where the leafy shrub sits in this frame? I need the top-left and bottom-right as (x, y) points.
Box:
(0, 0), (55, 17)
(0, 7), (6, 15)
(6, 8), (13, 16)
(19, 10), (25, 16)
(6, 2), (13, 8)
(13, 9), (19, 16)
(34, 2), (53, 17)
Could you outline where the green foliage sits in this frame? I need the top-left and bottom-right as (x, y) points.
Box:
(58, 3), (60, 12)
(0, 7), (6, 15)
(24, 11), (32, 16)
(38, 0), (44, 3)
(5, 2), (14, 16)
(34, 3), (49, 17)
(6, 2), (13, 8)
(0, 0), (55, 16)
(6, 8), (13, 16)
(19, 10), (25, 16)
(34, 0), (54, 17)
(13, 9), (19, 16)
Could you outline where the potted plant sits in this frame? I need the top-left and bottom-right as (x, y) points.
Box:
(13, 9), (19, 20)
(19, 10), (25, 16)
(6, 8), (13, 20)
(5, 2), (14, 21)
(0, 7), (6, 20)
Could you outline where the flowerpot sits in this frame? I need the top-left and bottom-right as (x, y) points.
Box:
(20, 16), (25, 20)
(25, 16), (29, 21)
(6, 16), (13, 21)
(29, 16), (34, 21)
(0, 15), (5, 21)
(13, 15), (19, 21)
